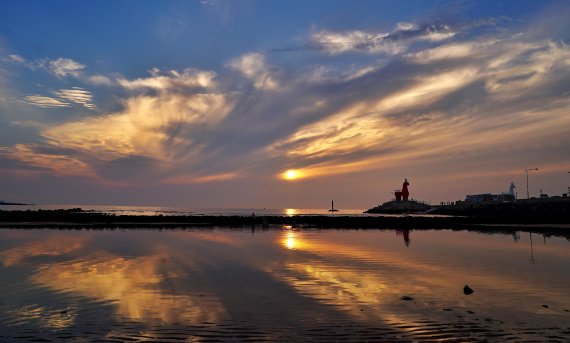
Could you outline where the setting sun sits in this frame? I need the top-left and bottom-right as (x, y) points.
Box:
(282, 169), (302, 180)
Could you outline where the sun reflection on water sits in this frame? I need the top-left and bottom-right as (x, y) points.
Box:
(281, 229), (310, 251)
(284, 231), (297, 250)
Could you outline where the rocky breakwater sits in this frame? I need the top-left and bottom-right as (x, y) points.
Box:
(365, 200), (432, 214)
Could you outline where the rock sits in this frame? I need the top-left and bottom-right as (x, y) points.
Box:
(542, 304), (549, 308)
(463, 285), (474, 295)
(365, 200), (432, 214)
(400, 296), (414, 301)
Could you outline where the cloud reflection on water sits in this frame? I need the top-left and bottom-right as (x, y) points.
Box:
(0, 232), (227, 325)
(274, 229), (570, 323)
(0, 228), (569, 332)
(32, 255), (225, 325)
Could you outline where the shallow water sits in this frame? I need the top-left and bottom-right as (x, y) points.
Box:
(0, 228), (569, 342)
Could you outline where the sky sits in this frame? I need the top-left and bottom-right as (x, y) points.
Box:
(0, 0), (569, 208)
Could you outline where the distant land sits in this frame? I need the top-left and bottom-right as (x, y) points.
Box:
(0, 200), (32, 205)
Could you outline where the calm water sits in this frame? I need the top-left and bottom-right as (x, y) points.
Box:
(0, 204), (369, 216)
(0, 228), (569, 342)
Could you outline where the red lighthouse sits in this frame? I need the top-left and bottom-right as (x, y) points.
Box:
(402, 179), (410, 201)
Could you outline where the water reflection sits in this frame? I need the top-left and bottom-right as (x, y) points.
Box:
(32, 255), (225, 324)
(3, 304), (76, 329)
(282, 229), (307, 250)
(0, 232), (227, 326)
(274, 229), (570, 325)
(396, 229), (411, 247)
(0, 228), (569, 341)
(0, 234), (87, 266)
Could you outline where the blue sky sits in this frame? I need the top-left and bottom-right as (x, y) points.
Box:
(1, 0), (569, 207)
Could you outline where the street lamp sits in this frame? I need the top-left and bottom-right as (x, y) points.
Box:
(525, 168), (539, 199)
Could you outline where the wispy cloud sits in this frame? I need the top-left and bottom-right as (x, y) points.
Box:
(24, 95), (70, 108)
(118, 68), (216, 91)
(23, 88), (95, 110)
(45, 58), (85, 79)
(0, 144), (94, 177)
(229, 53), (279, 90)
(51, 87), (95, 109)
(6, 54), (25, 63)
(312, 23), (455, 55)
(1, 53), (113, 86)
(87, 75), (114, 86)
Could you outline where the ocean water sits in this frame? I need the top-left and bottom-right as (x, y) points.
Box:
(0, 204), (368, 216)
(0, 227), (569, 342)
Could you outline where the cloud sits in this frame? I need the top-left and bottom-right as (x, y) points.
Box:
(406, 42), (480, 63)
(51, 87), (96, 109)
(0, 144), (94, 177)
(5, 65), (239, 183)
(42, 90), (233, 162)
(1, 53), (116, 87)
(24, 95), (70, 108)
(267, 35), (570, 182)
(6, 54), (25, 63)
(312, 30), (402, 55)
(23, 88), (95, 110)
(1, 54), (28, 65)
(118, 68), (216, 91)
(46, 58), (85, 79)
(229, 53), (279, 90)
(312, 23), (455, 55)
(163, 171), (239, 184)
(87, 75), (114, 86)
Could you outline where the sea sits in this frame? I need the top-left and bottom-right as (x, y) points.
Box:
(0, 204), (370, 216)
(0, 204), (452, 218)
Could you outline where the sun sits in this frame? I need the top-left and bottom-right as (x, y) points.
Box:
(283, 169), (301, 180)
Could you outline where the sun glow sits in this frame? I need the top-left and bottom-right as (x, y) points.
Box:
(282, 169), (302, 180)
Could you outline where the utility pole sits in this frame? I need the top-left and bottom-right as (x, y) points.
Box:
(525, 168), (539, 199)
